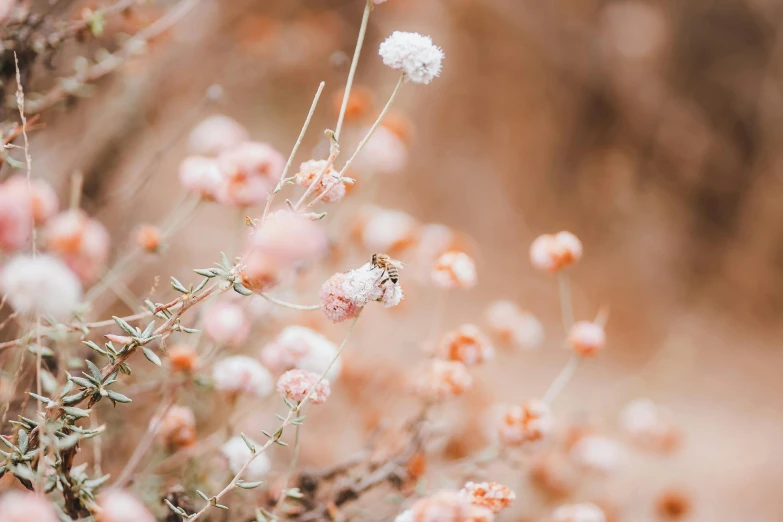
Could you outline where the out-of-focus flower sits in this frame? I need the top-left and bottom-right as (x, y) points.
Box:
(248, 210), (328, 263)
(332, 85), (374, 120)
(552, 503), (606, 522)
(620, 399), (679, 452)
(134, 224), (161, 253)
(485, 300), (544, 349)
(530, 451), (576, 497)
(221, 435), (271, 481)
(157, 405), (196, 451)
(460, 481), (515, 514)
(379, 31), (444, 84)
(45, 209), (110, 282)
(358, 207), (418, 253)
(399, 490), (494, 522)
(240, 251), (280, 293)
(216, 142), (285, 207)
(656, 489), (691, 520)
(381, 111), (415, 144)
(438, 324), (494, 365)
(96, 490), (155, 522)
(276, 369), (331, 405)
(320, 262), (403, 322)
(212, 355), (274, 397)
(168, 345), (199, 373)
(498, 400), (554, 446)
(261, 326), (342, 380)
(529, 231), (582, 273)
(0, 184), (32, 252)
(3, 176), (59, 225)
(415, 360), (472, 400)
(568, 321), (605, 357)
(570, 435), (625, 473)
(601, 2), (666, 60)
(354, 126), (408, 175)
(179, 155), (222, 200)
(0, 491), (58, 522)
(0, 254), (82, 320)
(295, 159), (346, 203)
(188, 114), (249, 156)
(373, 0), (387, 4)
(204, 301), (250, 346)
(432, 250), (477, 289)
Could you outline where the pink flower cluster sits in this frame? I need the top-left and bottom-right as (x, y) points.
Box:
(395, 490), (494, 522)
(529, 231), (583, 273)
(460, 481), (516, 514)
(0, 176), (58, 252)
(497, 399), (555, 446)
(320, 261), (403, 323)
(276, 368), (331, 405)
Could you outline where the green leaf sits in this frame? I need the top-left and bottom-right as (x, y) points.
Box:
(69, 375), (96, 389)
(106, 390), (131, 404)
(233, 283), (253, 296)
(142, 347), (161, 367)
(85, 360), (103, 383)
(240, 432), (256, 453)
(141, 321), (156, 339)
(113, 316), (137, 336)
(171, 277), (188, 294)
(196, 490), (209, 501)
(4, 153), (25, 169)
(236, 480), (263, 489)
(63, 407), (90, 419)
(193, 278), (209, 293)
(194, 268), (216, 278)
(27, 344), (54, 357)
(17, 430), (28, 453)
(61, 390), (88, 405)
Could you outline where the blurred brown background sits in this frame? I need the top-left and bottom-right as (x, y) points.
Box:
(9, 0), (783, 520)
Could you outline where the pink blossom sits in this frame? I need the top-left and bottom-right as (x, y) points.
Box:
(529, 231), (582, 273)
(247, 210), (328, 263)
(276, 369), (331, 405)
(178, 155), (222, 199)
(570, 435), (626, 473)
(216, 142), (285, 207)
(498, 399), (554, 446)
(188, 114), (249, 156)
(240, 251), (280, 293)
(319, 272), (362, 323)
(3, 175), (59, 225)
(261, 325), (342, 380)
(432, 250), (477, 289)
(438, 324), (494, 365)
(354, 126), (408, 175)
(485, 300), (544, 349)
(204, 301), (250, 346)
(0, 491), (58, 522)
(1, 254), (82, 320)
(360, 207), (418, 252)
(296, 159), (347, 203)
(45, 209), (110, 282)
(460, 481), (515, 514)
(568, 321), (606, 357)
(156, 405), (197, 450)
(415, 360), (472, 400)
(96, 490), (155, 522)
(402, 490), (494, 522)
(552, 503), (606, 522)
(212, 355), (274, 397)
(0, 184), (32, 252)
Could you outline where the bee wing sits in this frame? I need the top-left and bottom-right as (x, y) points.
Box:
(389, 259), (404, 269)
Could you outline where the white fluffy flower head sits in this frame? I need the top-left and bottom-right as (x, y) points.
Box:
(379, 31), (444, 84)
(1, 254), (82, 320)
(343, 262), (403, 308)
(212, 355), (274, 397)
(221, 436), (271, 481)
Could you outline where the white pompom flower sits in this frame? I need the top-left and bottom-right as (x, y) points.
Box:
(1, 254), (82, 320)
(220, 436), (271, 481)
(212, 356), (274, 397)
(379, 31), (444, 84)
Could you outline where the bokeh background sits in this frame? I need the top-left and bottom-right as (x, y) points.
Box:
(6, 0), (783, 520)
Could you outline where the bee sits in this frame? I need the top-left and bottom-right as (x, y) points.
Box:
(371, 253), (403, 284)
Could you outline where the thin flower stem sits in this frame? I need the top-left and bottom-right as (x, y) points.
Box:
(304, 74), (405, 210)
(334, 0), (372, 142)
(271, 423), (301, 516)
(262, 82), (325, 224)
(558, 272), (574, 334)
(542, 354), (581, 405)
(293, 147), (339, 211)
(188, 311), (362, 521)
(259, 293), (321, 311)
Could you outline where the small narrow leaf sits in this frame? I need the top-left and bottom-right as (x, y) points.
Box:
(142, 347), (161, 367)
(194, 268), (216, 278)
(233, 283), (252, 296)
(85, 360), (103, 383)
(113, 316), (137, 335)
(106, 390), (131, 404)
(240, 432), (256, 453)
(236, 480), (264, 489)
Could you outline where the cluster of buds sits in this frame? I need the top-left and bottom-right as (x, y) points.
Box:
(261, 326), (342, 381)
(394, 490), (494, 522)
(485, 300), (544, 349)
(460, 481), (516, 514)
(497, 399), (555, 446)
(529, 231), (582, 273)
(437, 324), (494, 366)
(276, 369), (331, 405)
(157, 405), (197, 451)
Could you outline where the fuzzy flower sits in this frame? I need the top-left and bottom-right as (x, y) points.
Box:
(552, 503), (606, 522)
(460, 481), (515, 514)
(0, 491), (58, 522)
(400, 490), (494, 522)
(135, 224), (161, 253)
(3, 175), (59, 225)
(359, 207), (418, 253)
(570, 435), (625, 473)
(276, 369), (331, 405)
(45, 209), (110, 282)
(204, 301), (250, 346)
(498, 399), (554, 446)
(296, 159), (347, 203)
(438, 324), (494, 365)
(1, 254), (82, 320)
(168, 345), (199, 373)
(530, 451), (576, 497)
(178, 155), (223, 199)
(247, 210), (328, 263)
(221, 435), (271, 481)
(620, 399), (678, 451)
(0, 184), (32, 252)
(485, 300), (544, 349)
(188, 114), (249, 156)
(416, 360), (472, 400)
(529, 231), (583, 273)
(156, 405), (197, 451)
(354, 126), (408, 175)
(212, 355), (274, 397)
(216, 141), (285, 207)
(320, 263), (403, 322)
(432, 250), (477, 289)
(261, 326), (343, 380)
(379, 31), (444, 84)
(568, 321), (605, 357)
(240, 251), (280, 293)
(96, 490), (155, 522)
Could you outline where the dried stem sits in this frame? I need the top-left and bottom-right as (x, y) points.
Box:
(259, 293), (321, 311)
(334, 0), (372, 142)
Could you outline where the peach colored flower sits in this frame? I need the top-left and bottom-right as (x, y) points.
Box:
(296, 159), (346, 203)
(529, 231), (582, 273)
(620, 399), (679, 452)
(354, 126), (408, 175)
(498, 399), (554, 446)
(45, 209), (110, 282)
(1, 254), (82, 320)
(432, 250), (477, 289)
(0, 184), (32, 252)
(552, 503), (606, 522)
(438, 324), (494, 365)
(485, 300), (544, 349)
(3, 175), (59, 225)
(570, 435), (625, 473)
(460, 481), (515, 514)
(216, 142), (285, 207)
(96, 490), (155, 522)
(178, 155), (222, 199)
(261, 325), (342, 380)
(221, 435), (270, 480)
(134, 224), (161, 253)
(568, 321), (605, 357)
(0, 491), (58, 522)
(358, 206), (418, 252)
(204, 301), (250, 347)
(212, 355), (274, 397)
(276, 369), (331, 405)
(168, 345), (199, 373)
(400, 490), (494, 522)
(416, 360), (472, 400)
(247, 210), (327, 263)
(319, 272), (361, 323)
(157, 405), (196, 451)
(188, 114), (249, 156)
(320, 262), (403, 322)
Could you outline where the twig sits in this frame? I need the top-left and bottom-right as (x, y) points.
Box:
(259, 293), (321, 311)
(334, 0), (372, 142)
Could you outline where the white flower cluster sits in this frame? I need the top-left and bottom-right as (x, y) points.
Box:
(212, 355), (274, 397)
(379, 31), (444, 84)
(1, 254), (82, 320)
(221, 436), (271, 481)
(342, 262), (403, 308)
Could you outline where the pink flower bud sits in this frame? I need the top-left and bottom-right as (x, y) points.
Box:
(0, 183), (32, 252)
(179, 155), (222, 199)
(96, 490), (155, 522)
(248, 210), (327, 263)
(529, 231), (582, 273)
(212, 355), (274, 397)
(0, 491), (58, 522)
(3, 175), (59, 225)
(415, 360), (472, 400)
(438, 324), (494, 365)
(460, 481), (515, 514)
(261, 326), (342, 380)
(188, 114), (249, 156)
(552, 503), (606, 522)
(204, 301), (250, 346)
(568, 321), (605, 357)
(432, 250), (477, 289)
(276, 369), (331, 405)
(296, 159), (346, 203)
(402, 490), (494, 522)
(45, 209), (110, 282)
(216, 142), (285, 207)
(498, 399), (554, 446)
(157, 405), (197, 451)
(485, 301), (544, 349)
